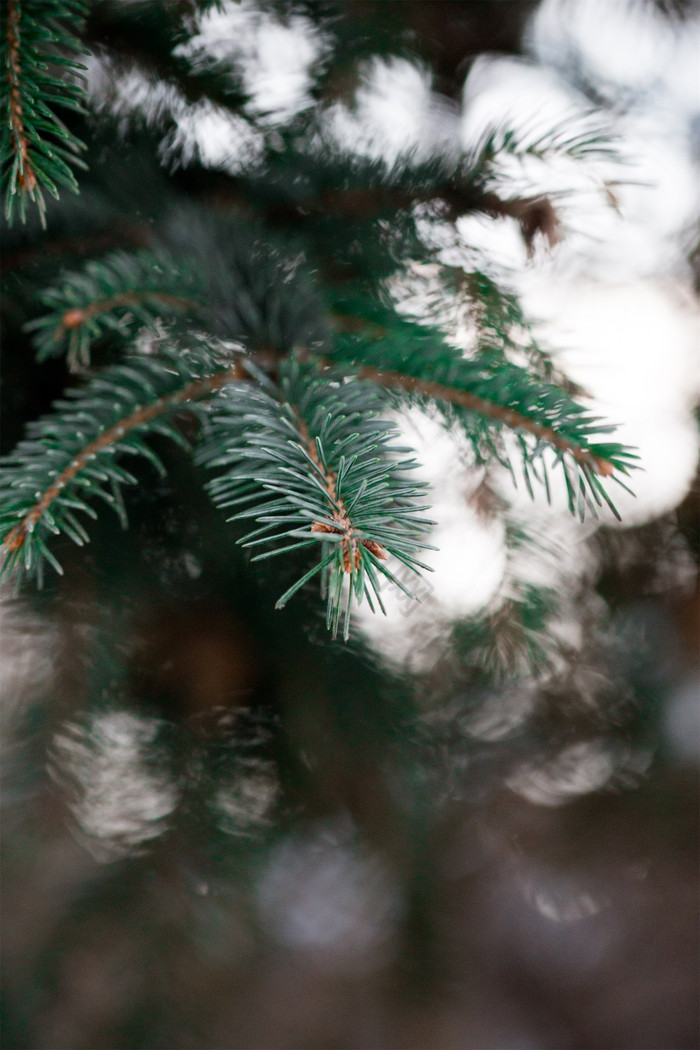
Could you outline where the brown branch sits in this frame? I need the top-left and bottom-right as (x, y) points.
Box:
(3, 361), (248, 555)
(56, 290), (201, 340)
(261, 177), (561, 258)
(296, 350), (612, 477)
(439, 188), (561, 255)
(354, 363), (613, 476)
(6, 0), (36, 196)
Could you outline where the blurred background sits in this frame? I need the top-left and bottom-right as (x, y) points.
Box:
(1, 1), (698, 1047)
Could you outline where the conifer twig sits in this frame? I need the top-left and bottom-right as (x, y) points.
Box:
(355, 364), (613, 476)
(55, 290), (201, 339)
(199, 357), (433, 638)
(299, 351), (615, 478)
(6, 0), (36, 197)
(2, 0), (88, 222)
(27, 248), (205, 367)
(294, 415), (387, 570)
(2, 360), (246, 556)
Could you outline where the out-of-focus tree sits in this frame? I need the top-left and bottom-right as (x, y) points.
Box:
(1, 2), (697, 1048)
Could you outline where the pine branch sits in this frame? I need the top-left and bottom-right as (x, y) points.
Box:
(459, 110), (625, 252)
(198, 357), (435, 639)
(0, 337), (435, 637)
(0, 302), (638, 630)
(231, 121), (620, 255)
(0, 347), (246, 587)
(0, 345), (435, 636)
(26, 248), (204, 368)
(2, 0), (89, 225)
(357, 363), (615, 475)
(322, 305), (638, 519)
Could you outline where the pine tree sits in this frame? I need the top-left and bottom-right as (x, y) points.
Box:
(0, 1), (636, 628)
(2, 3), (697, 1048)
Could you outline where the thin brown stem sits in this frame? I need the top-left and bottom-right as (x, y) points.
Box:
(355, 363), (613, 476)
(296, 350), (612, 477)
(292, 413), (386, 571)
(6, 0), (36, 195)
(57, 290), (201, 338)
(440, 189), (561, 255)
(1, 226), (153, 274)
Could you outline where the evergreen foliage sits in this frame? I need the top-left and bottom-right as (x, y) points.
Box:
(26, 247), (204, 367)
(0, 344), (227, 587)
(199, 356), (435, 639)
(1, 0), (88, 224)
(0, 0), (638, 637)
(2, 4), (697, 1047)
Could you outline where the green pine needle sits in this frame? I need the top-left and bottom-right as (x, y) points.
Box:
(327, 297), (638, 519)
(1, 0), (89, 225)
(26, 248), (204, 368)
(0, 345), (226, 588)
(198, 357), (436, 639)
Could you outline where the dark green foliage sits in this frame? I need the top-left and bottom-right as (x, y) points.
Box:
(0, 345), (217, 587)
(26, 247), (204, 368)
(4, 7), (697, 1050)
(0, 228), (636, 629)
(1, 0), (88, 224)
(160, 211), (332, 352)
(330, 294), (638, 517)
